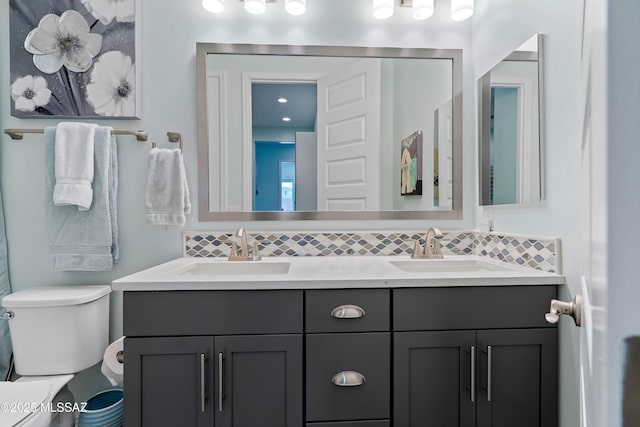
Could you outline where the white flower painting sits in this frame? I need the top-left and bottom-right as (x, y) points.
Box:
(87, 51), (135, 116)
(24, 11), (103, 74)
(81, 0), (135, 25)
(11, 75), (52, 112)
(9, 0), (138, 118)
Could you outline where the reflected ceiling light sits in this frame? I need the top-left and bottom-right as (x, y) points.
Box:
(245, 0), (266, 14)
(278, 97), (288, 103)
(282, 117), (291, 122)
(451, 0), (473, 21)
(202, 0), (224, 13)
(285, 0), (306, 15)
(412, 0), (434, 20)
(373, 0), (394, 19)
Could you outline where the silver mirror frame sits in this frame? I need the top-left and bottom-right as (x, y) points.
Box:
(196, 43), (463, 220)
(477, 33), (545, 206)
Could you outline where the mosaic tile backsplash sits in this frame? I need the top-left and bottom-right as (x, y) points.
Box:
(184, 231), (560, 273)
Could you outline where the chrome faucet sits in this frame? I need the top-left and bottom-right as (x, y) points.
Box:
(411, 227), (444, 259)
(228, 228), (262, 261)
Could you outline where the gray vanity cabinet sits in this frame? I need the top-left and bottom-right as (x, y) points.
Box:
(122, 290), (304, 427)
(394, 330), (476, 426)
(305, 289), (391, 426)
(215, 334), (303, 427)
(122, 285), (558, 427)
(393, 286), (558, 427)
(475, 328), (557, 427)
(124, 336), (215, 427)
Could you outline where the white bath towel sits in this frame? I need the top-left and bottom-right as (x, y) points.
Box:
(145, 148), (191, 226)
(53, 122), (97, 211)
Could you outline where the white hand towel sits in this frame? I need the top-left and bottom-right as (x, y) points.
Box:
(145, 148), (191, 226)
(53, 122), (97, 211)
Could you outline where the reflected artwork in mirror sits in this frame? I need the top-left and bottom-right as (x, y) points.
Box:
(196, 44), (463, 221)
(478, 34), (544, 206)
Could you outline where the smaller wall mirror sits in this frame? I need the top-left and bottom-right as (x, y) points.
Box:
(478, 33), (544, 206)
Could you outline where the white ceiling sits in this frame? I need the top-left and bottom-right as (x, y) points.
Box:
(251, 82), (317, 129)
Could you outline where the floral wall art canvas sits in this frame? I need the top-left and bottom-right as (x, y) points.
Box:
(400, 130), (423, 196)
(9, 0), (139, 118)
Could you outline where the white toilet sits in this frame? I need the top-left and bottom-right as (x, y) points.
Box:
(0, 285), (111, 427)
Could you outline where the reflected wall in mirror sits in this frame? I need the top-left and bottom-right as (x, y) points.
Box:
(478, 34), (545, 206)
(196, 44), (463, 221)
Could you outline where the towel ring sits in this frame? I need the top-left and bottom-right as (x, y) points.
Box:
(150, 132), (183, 151)
(167, 132), (183, 152)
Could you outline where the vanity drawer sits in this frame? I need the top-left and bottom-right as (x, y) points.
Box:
(306, 421), (390, 427)
(393, 286), (557, 331)
(306, 333), (390, 421)
(305, 289), (390, 333)
(123, 290), (303, 336)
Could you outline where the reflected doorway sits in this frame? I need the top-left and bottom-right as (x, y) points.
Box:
(251, 82), (317, 211)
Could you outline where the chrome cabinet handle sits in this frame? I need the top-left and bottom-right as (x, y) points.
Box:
(330, 304), (366, 319)
(331, 371), (366, 387)
(218, 352), (223, 412)
(487, 346), (492, 402)
(470, 346), (476, 402)
(200, 353), (206, 413)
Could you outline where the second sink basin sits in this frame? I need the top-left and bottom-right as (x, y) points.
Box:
(174, 261), (291, 276)
(389, 258), (516, 273)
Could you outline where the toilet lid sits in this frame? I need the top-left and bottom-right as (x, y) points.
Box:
(0, 380), (50, 426)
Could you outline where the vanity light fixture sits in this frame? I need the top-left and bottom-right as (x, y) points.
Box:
(284, 0), (306, 15)
(244, 0), (266, 14)
(451, 0), (474, 21)
(398, 0), (473, 21)
(412, 0), (434, 20)
(278, 97), (288, 103)
(373, 0), (394, 19)
(282, 117), (291, 122)
(202, 0), (224, 13)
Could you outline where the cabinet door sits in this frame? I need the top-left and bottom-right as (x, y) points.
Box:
(215, 334), (303, 427)
(124, 336), (215, 427)
(394, 330), (476, 427)
(476, 328), (557, 427)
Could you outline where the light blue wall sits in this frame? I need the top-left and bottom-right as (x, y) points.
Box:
(0, 0), (474, 400)
(472, 1), (582, 426)
(254, 142), (295, 211)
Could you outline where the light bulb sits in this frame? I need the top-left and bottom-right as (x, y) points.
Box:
(413, 0), (434, 20)
(202, 0), (224, 14)
(373, 0), (394, 19)
(285, 0), (306, 15)
(245, 0), (266, 14)
(451, 0), (473, 21)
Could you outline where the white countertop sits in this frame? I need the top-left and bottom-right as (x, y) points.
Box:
(111, 255), (564, 291)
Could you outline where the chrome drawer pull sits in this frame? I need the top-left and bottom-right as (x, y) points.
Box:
(330, 304), (366, 319)
(331, 371), (366, 387)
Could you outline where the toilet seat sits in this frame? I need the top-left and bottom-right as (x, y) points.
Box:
(0, 374), (74, 427)
(0, 380), (50, 426)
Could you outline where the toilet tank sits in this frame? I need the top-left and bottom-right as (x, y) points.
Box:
(2, 285), (111, 376)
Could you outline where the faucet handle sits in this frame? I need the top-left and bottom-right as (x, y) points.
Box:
(229, 241), (238, 257)
(251, 241), (262, 261)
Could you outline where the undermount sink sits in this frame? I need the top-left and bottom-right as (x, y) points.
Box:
(389, 258), (516, 273)
(173, 261), (291, 276)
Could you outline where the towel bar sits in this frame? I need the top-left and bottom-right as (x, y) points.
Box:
(3, 128), (148, 141)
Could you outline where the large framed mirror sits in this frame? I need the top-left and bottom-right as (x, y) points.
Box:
(196, 43), (463, 220)
(478, 34), (545, 206)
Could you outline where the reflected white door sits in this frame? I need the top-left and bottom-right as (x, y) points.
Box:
(316, 59), (381, 211)
(436, 99), (453, 208)
(579, 0), (607, 425)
